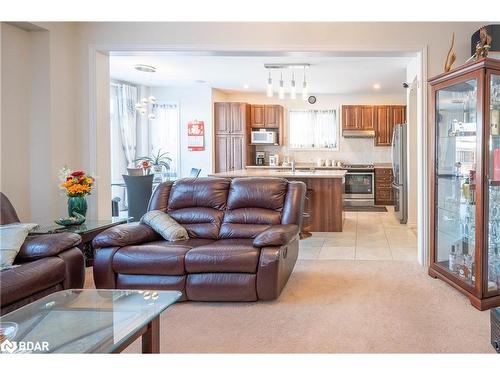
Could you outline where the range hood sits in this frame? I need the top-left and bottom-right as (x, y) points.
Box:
(342, 129), (376, 138)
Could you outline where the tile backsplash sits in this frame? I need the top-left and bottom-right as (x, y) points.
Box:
(256, 137), (391, 165)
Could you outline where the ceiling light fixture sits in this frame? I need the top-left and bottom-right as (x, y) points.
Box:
(302, 67), (308, 101)
(278, 71), (285, 100)
(290, 72), (296, 99)
(266, 71), (273, 97)
(264, 64), (310, 100)
(134, 64), (157, 120)
(373, 83), (381, 90)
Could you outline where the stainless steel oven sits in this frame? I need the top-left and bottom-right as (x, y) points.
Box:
(344, 167), (375, 206)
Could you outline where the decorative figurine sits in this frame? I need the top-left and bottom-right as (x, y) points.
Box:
(467, 27), (493, 62)
(444, 33), (456, 72)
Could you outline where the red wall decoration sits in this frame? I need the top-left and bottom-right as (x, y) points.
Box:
(187, 120), (205, 151)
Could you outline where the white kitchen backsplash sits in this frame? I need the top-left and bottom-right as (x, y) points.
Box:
(255, 137), (391, 165)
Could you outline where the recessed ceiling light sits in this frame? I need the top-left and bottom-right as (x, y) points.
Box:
(134, 64), (156, 73)
(243, 84), (249, 89)
(373, 83), (381, 90)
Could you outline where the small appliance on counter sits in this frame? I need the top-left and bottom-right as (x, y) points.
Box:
(251, 130), (278, 144)
(269, 154), (279, 167)
(256, 151), (266, 166)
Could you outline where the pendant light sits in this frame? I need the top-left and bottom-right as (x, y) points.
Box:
(302, 67), (308, 101)
(278, 71), (285, 100)
(134, 64), (157, 119)
(266, 71), (273, 97)
(290, 72), (296, 99)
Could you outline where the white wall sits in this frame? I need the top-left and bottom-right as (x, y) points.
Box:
(222, 91), (405, 164)
(1, 23), (32, 220)
(151, 85), (213, 177)
(1, 22), (78, 222)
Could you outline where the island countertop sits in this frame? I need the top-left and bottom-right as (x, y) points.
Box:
(209, 169), (347, 179)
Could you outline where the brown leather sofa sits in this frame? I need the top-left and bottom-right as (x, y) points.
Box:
(93, 177), (306, 301)
(0, 193), (85, 315)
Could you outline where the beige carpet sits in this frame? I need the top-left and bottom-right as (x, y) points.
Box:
(84, 260), (494, 353)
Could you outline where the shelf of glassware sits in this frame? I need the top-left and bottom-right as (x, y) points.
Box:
(488, 75), (500, 294)
(435, 174), (477, 287)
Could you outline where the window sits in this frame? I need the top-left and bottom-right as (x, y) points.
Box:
(289, 109), (338, 150)
(149, 103), (180, 177)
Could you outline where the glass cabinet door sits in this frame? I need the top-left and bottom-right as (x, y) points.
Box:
(435, 78), (478, 288)
(487, 73), (500, 294)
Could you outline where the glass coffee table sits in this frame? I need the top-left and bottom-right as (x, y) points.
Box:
(30, 218), (131, 267)
(0, 289), (181, 353)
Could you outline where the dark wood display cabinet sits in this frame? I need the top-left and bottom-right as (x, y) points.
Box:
(428, 58), (500, 310)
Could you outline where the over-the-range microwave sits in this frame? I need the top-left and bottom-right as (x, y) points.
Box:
(251, 130), (278, 144)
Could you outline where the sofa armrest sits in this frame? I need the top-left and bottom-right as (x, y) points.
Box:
(16, 233), (82, 262)
(253, 224), (299, 248)
(92, 222), (160, 248)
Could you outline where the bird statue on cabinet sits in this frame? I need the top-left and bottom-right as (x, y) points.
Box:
(444, 32), (456, 72)
(466, 27), (493, 63)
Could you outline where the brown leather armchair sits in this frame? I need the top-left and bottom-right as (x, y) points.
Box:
(0, 193), (85, 315)
(93, 177), (306, 302)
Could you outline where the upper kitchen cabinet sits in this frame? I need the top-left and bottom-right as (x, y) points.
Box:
(264, 105), (282, 128)
(341, 105), (375, 137)
(342, 105), (360, 130)
(215, 102), (249, 134)
(374, 105), (407, 146)
(250, 105), (266, 127)
(250, 104), (283, 129)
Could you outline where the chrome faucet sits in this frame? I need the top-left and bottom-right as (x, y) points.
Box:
(291, 160), (296, 173)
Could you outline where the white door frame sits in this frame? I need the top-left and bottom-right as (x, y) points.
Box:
(88, 44), (428, 265)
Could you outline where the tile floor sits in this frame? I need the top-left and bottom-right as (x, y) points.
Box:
(299, 207), (417, 262)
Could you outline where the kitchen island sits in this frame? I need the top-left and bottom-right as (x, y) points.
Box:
(209, 169), (346, 232)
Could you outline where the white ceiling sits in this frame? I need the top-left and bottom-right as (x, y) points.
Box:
(109, 54), (413, 95)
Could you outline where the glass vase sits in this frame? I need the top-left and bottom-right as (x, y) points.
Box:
(68, 196), (87, 218)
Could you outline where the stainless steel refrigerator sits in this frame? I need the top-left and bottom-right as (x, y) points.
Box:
(391, 123), (408, 224)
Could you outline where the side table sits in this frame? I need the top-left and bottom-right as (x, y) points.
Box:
(30, 217), (131, 267)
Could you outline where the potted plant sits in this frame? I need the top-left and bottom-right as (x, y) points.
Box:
(134, 149), (172, 175)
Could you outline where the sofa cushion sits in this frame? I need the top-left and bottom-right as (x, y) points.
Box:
(226, 178), (287, 210)
(141, 210), (189, 241)
(1, 257), (66, 306)
(169, 207), (224, 239)
(0, 223), (38, 269)
(112, 239), (214, 276)
(168, 178), (230, 210)
(164, 178), (230, 239)
(220, 178), (288, 239)
(185, 238), (260, 273)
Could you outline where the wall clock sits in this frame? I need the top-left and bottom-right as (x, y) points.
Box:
(308, 96), (317, 104)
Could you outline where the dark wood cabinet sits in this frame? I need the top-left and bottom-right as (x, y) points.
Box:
(374, 167), (394, 205)
(264, 105), (281, 128)
(342, 105), (361, 130)
(428, 58), (500, 310)
(342, 105), (375, 131)
(250, 105), (265, 128)
(360, 106), (375, 130)
(374, 105), (406, 146)
(250, 104), (282, 129)
(342, 104), (405, 145)
(214, 102), (250, 172)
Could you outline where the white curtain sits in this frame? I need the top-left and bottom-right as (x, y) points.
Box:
(150, 103), (180, 177)
(289, 109), (338, 149)
(112, 83), (138, 166)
